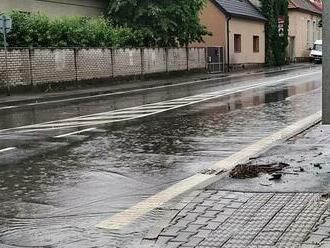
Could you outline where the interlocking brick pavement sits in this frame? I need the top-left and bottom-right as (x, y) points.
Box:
(143, 190), (330, 248)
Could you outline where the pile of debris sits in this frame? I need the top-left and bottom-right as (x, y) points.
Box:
(230, 162), (290, 179)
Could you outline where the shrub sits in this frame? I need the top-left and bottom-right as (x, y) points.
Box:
(2, 11), (134, 48)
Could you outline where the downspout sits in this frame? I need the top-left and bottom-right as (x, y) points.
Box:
(226, 16), (231, 72)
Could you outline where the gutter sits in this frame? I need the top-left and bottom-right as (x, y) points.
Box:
(227, 16), (231, 72)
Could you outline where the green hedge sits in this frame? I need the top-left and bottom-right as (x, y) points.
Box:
(2, 11), (143, 48)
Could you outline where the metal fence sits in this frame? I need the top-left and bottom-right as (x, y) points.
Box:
(0, 47), (207, 88)
(206, 46), (225, 73)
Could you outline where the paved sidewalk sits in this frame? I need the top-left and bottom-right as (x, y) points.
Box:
(0, 63), (313, 106)
(142, 124), (330, 248)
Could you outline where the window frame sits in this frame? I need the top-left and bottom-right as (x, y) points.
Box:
(234, 34), (242, 53)
(253, 35), (260, 53)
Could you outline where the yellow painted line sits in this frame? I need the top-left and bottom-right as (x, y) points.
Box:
(96, 112), (321, 230)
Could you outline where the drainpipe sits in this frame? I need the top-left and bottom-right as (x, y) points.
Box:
(226, 16), (231, 72)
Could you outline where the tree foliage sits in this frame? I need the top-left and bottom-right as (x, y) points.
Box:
(4, 11), (137, 47)
(260, 0), (289, 66)
(107, 0), (209, 47)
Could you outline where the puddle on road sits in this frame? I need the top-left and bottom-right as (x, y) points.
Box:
(0, 78), (322, 247)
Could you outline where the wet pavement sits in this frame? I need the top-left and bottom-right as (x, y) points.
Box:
(0, 67), (323, 247)
(0, 66), (319, 130)
(144, 124), (330, 248)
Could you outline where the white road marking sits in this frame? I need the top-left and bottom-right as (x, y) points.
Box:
(0, 71), (320, 135)
(0, 106), (15, 110)
(0, 147), (16, 153)
(0, 66), (318, 111)
(54, 128), (97, 138)
(96, 112), (321, 230)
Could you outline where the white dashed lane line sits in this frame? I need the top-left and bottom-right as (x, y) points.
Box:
(54, 128), (97, 138)
(0, 147), (16, 153)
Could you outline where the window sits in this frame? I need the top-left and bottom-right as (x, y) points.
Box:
(307, 20), (311, 46)
(253, 36), (259, 53)
(234, 34), (241, 53)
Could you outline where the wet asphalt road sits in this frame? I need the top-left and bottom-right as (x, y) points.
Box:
(0, 66), (323, 247)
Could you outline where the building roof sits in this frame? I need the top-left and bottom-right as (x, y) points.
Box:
(309, 0), (323, 10)
(212, 0), (267, 21)
(289, 0), (322, 15)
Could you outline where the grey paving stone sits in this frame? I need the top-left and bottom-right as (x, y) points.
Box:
(212, 213), (231, 223)
(201, 210), (218, 218)
(194, 229), (212, 238)
(165, 241), (185, 248)
(226, 201), (244, 209)
(223, 192), (240, 199)
(321, 218), (330, 227)
(183, 224), (206, 233)
(171, 232), (195, 242)
(191, 206), (209, 214)
(218, 198), (234, 204)
(304, 234), (327, 245)
(301, 244), (319, 248)
(312, 226), (330, 236)
(199, 200), (215, 207)
(184, 212), (201, 221)
(191, 196), (209, 204)
(252, 231), (282, 246)
(182, 237), (204, 247)
(194, 217), (212, 225)
(221, 207), (237, 216)
(320, 241), (330, 248)
(202, 221), (222, 231)
(233, 197), (253, 203)
(155, 236), (173, 246)
(209, 203), (227, 211)
(162, 227), (183, 237)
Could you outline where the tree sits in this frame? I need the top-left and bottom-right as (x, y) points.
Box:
(107, 0), (209, 47)
(260, 0), (289, 66)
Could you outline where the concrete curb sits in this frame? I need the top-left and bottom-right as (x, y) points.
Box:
(96, 112), (322, 231)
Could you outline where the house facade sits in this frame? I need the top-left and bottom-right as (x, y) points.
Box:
(0, 0), (107, 16)
(192, 0), (266, 71)
(288, 0), (322, 62)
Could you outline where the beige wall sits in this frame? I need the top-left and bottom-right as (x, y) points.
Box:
(229, 18), (265, 64)
(190, 0), (226, 48)
(288, 10), (322, 58)
(0, 0), (107, 16)
(191, 1), (265, 65)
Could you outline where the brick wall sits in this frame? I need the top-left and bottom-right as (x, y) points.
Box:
(0, 49), (31, 86)
(113, 48), (142, 77)
(0, 47), (206, 89)
(31, 49), (76, 84)
(143, 48), (167, 74)
(188, 48), (206, 70)
(76, 48), (112, 80)
(167, 48), (188, 72)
